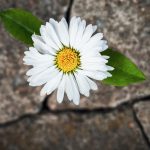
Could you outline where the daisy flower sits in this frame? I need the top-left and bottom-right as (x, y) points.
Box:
(23, 17), (114, 105)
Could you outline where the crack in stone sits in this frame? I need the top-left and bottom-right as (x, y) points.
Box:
(0, 114), (37, 128)
(40, 94), (150, 114)
(0, 95), (150, 128)
(40, 95), (51, 113)
(132, 107), (150, 148)
(39, 95), (150, 115)
(0, 103), (131, 128)
(65, 0), (74, 23)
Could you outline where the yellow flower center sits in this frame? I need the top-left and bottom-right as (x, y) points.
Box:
(55, 47), (80, 73)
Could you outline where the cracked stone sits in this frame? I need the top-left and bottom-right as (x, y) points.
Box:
(0, 108), (149, 150)
(0, 0), (70, 123)
(47, 0), (150, 109)
(134, 101), (150, 142)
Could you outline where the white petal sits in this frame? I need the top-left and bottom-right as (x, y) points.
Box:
(104, 71), (112, 77)
(80, 33), (103, 53)
(85, 77), (98, 90)
(49, 17), (69, 46)
(65, 74), (73, 101)
(102, 55), (110, 59)
(57, 75), (66, 103)
(23, 56), (46, 65)
(32, 34), (55, 55)
(107, 66), (114, 71)
(93, 25), (97, 33)
(25, 49), (54, 62)
(40, 25), (59, 50)
(99, 40), (108, 51)
(26, 66), (50, 76)
(49, 18), (58, 28)
(74, 72), (90, 97)
(69, 17), (81, 47)
(61, 17), (68, 29)
(81, 50), (101, 57)
(69, 74), (80, 105)
(78, 70), (108, 80)
(23, 53), (54, 67)
(57, 18), (70, 46)
(45, 22), (63, 49)
(49, 18), (61, 43)
(28, 66), (58, 86)
(73, 19), (86, 49)
(78, 24), (94, 49)
(28, 66), (57, 82)
(81, 62), (108, 71)
(81, 56), (108, 64)
(40, 72), (63, 96)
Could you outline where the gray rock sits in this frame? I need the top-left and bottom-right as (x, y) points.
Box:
(47, 0), (150, 109)
(134, 101), (150, 142)
(0, 0), (70, 123)
(0, 0), (69, 21)
(0, 108), (149, 150)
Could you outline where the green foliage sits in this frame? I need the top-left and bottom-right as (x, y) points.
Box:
(0, 8), (43, 45)
(102, 49), (146, 86)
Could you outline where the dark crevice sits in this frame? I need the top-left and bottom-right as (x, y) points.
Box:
(39, 94), (150, 114)
(65, 0), (74, 23)
(131, 95), (150, 105)
(0, 101), (130, 128)
(40, 95), (50, 113)
(39, 101), (131, 115)
(0, 95), (149, 128)
(0, 114), (37, 128)
(132, 107), (150, 147)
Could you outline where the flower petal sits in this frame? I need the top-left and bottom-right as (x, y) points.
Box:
(28, 66), (58, 86)
(74, 72), (90, 97)
(73, 19), (86, 49)
(85, 77), (98, 90)
(69, 74), (80, 105)
(40, 71), (63, 96)
(78, 24), (95, 50)
(78, 69), (108, 80)
(69, 17), (81, 48)
(40, 25), (59, 50)
(80, 33), (104, 53)
(57, 18), (70, 46)
(65, 74), (73, 101)
(57, 75), (66, 103)
(32, 34), (55, 55)
(23, 48), (54, 67)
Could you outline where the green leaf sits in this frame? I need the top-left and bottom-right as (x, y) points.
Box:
(0, 8), (43, 45)
(101, 49), (146, 86)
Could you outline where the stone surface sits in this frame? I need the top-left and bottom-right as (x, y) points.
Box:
(0, 0), (69, 21)
(134, 101), (150, 142)
(0, 0), (70, 123)
(47, 0), (150, 109)
(0, 108), (149, 150)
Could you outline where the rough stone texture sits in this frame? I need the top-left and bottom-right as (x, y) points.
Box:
(47, 0), (150, 109)
(134, 101), (150, 142)
(0, 0), (70, 123)
(0, 108), (149, 150)
(0, 0), (69, 21)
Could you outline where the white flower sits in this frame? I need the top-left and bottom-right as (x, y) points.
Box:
(23, 17), (114, 105)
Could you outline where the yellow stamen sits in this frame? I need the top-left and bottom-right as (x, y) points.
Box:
(55, 47), (80, 73)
